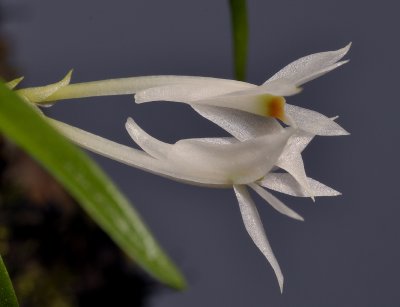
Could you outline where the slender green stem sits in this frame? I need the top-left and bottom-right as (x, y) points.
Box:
(229, 0), (249, 81)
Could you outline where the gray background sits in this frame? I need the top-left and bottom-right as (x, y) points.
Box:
(4, 0), (399, 306)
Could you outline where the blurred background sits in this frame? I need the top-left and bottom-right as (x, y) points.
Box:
(0, 0), (399, 306)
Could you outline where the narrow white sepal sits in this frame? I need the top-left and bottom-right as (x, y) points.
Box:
(276, 131), (315, 198)
(276, 155), (312, 199)
(249, 183), (304, 221)
(265, 43), (351, 86)
(285, 104), (349, 136)
(233, 184), (284, 292)
(259, 173), (342, 197)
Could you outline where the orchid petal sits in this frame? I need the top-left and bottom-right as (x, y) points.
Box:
(259, 173), (341, 197)
(286, 104), (349, 136)
(275, 130), (315, 197)
(167, 128), (294, 184)
(125, 117), (171, 160)
(135, 82), (254, 104)
(276, 154), (311, 198)
(233, 185), (283, 292)
(265, 43), (351, 86)
(50, 119), (228, 187)
(248, 183), (304, 221)
(6, 77), (24, 90)
(192, 105), (283, 141)
(16, 70), (73, 103)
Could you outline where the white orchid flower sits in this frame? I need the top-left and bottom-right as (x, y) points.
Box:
(48, 116), (303, 292)
(17, 44), (350, 137)
(13, 44), (349, 291)
(16, 44), (349, 198)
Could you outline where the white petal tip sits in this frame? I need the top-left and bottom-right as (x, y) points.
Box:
(324, 124), (349, 136)
(295, 214), (305, 222)
(126, 117), (134, 125)
(337, 129), (350, 136)
(316, 186), (342, 197)
(125, 117), (138, 132)
(134, 93), (146, 104)
(335, 60), (350, 68)
(278, 276), (284, 293)
(341, 42), (352, 54)
(327, 188), (342, 196)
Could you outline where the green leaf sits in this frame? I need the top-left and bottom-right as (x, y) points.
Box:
(229, 0), (248, 81)
(0, 82), (186, 290)
(0, 255), (19, 307)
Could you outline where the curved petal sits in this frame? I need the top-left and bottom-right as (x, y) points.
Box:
(125, 117), (172, 160)
(265, 43), (351, 86)
(16, 70), (73, 103)
(259, 173), (341, 197)
(248, 183), (304, 221)
(233, 185), (284, 292)
(286, 104), (349, 136)
(275, 131), (315, 198)
(276, 154), (311, 198)
(167, 128), (294, 185)
(50, 119), (229, 187)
